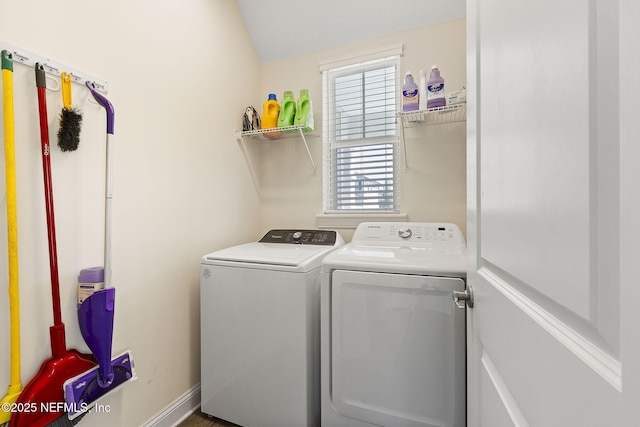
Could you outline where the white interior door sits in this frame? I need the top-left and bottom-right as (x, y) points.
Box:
(466, 0), (640, 425)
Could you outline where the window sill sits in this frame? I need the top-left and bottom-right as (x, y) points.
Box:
(315, 213), (409, 229)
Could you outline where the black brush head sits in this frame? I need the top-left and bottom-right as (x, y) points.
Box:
(44, 411), (87, 426)
(58, 107), (83, 152)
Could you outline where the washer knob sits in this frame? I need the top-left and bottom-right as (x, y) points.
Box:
(398, 227), (412, 239)
(292, 231), (303, 240)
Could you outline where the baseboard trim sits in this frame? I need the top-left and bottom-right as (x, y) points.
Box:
(143, 383), (201, 427)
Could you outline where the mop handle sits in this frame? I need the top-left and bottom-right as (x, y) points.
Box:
(3, 49), (22, 392)
(104, 133), (113, 289)
(86, 81), (114, 288)
(35, 64), (62, 327)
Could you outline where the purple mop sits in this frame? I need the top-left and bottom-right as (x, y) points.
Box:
(63, 82), (136, 420)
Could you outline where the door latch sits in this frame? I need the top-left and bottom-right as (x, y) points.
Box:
(452, 286), (474, 309)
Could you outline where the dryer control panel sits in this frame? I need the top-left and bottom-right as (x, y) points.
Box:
(352, 222), (465, 245)
(259, 229), (339, 245)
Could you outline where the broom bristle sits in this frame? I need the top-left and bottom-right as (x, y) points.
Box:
(44, 411), (87, 426)
(58, 107), (82, 152)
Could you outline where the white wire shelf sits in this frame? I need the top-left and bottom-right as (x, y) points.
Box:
(236, 124), (317, 140)
(396, 103), (467, 128)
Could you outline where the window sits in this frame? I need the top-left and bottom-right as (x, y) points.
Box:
(322, 52), (401, 214)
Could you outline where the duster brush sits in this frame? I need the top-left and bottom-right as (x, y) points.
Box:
(57, 72), (82, 152)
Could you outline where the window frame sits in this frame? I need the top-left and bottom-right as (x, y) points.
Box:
(321, 50), (402, 215)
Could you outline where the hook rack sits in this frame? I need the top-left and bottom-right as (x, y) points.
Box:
(0, 41), (108, 93)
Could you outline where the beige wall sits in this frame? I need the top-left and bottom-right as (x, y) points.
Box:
(257, 18), (467, 241)
(0, 6), (466, 425)
(0, 1), (260, 425)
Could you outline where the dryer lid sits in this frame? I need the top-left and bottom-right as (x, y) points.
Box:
(322, 222), (466, 276)
(322, 243), (466, 276)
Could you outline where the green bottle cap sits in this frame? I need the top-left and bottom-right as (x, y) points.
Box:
(1, 50), (13, 71)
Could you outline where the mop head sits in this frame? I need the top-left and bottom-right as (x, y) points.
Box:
(63, 351), (136, 421)
(57, 107), (82, 152)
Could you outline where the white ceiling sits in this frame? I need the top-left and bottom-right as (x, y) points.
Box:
(236, 0), (466, 63)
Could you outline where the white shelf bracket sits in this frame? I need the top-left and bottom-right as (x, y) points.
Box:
(298, 126), (317, 175)
(396, 104), (467, 172)
(236, 131), (261, 193)
(236, 125), (318, 187)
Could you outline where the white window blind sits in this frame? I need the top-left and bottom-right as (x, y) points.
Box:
(322, 55), (400, 213)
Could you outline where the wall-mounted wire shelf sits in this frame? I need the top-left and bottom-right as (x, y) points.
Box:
(237, 124), (316, 140)
(235, 124), (318, 191)
(397, 103), (466, 128)
(396, 103), (467, 171)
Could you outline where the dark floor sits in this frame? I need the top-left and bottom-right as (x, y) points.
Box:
(178, 410), (239, 427)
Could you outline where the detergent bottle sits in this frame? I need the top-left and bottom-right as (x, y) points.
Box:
(401, 72), (420, 112)
(277, 91), (296, 127)
(77, 267), (104, 307)
(294, 89), (314, 130)
(262, 93), (280, 130)
(426, 65), (446, 109)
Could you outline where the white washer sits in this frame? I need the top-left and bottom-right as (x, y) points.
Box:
(201, 229), (344, 427)
(321, 222), (467, 427)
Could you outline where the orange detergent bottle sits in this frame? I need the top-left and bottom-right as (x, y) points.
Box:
(262, 93), (281, 138)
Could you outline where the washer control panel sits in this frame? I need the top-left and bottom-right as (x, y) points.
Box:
(353, 222), (465, 245)
(259, 229), (338, 245)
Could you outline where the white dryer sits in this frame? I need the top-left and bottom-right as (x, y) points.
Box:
(321, 222), (467, 427)
(201, 229), (344, 427)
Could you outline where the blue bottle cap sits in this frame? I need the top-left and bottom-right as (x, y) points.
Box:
(268, 93), (277, 100)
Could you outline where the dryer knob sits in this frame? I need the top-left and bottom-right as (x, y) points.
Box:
(292, 231), (303, 240)
(398, 227), (412, 239)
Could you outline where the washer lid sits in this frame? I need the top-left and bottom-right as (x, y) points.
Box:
(202, 230), (344, 271)
(203, 242), (341, 271)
